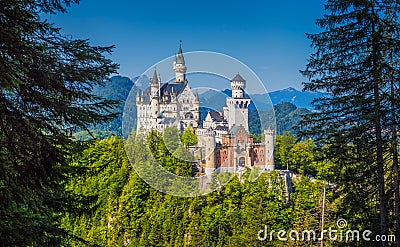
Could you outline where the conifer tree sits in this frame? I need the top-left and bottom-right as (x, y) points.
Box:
(301, 0), (400, 245)
(0, 0), (118, 244)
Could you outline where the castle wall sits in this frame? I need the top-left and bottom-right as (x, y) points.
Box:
(177, 85), (199, 131)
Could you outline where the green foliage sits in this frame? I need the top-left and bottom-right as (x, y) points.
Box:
(0, 0), (118, 245)
(73, 129), (119, 141)
(181, 126), (198, 147)
(274, 131), (296, 170)
(63, 135), (343, 246)
(163, 127), (182, 154)
(288, 138), (316, 176)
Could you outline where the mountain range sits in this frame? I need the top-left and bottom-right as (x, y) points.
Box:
(198, 87), (327, 111)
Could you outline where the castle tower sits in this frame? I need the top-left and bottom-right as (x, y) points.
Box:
(136, 90), (142, 131)
(150, 67), (159, 119)
(204, 128), (216, 175)
(223, 104), (229, 120)
(150, 67), (159, 98)
(173, 41), (187, 83)
(226, 73), (251, 131)
(231, 73), (246, 98)
(264, 129), (275, 171)
(194, 90), (200, 122)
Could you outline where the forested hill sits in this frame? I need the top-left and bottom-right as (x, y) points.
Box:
(248, 102), (310, 135)
(84, 76), (310, 137)
(74, 75), (138, 140)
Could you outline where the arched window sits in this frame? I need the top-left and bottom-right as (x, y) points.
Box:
(185, 112), (194, 119)
(239, 157), (245, 167)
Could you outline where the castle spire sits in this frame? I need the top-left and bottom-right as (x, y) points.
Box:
(178, 40), (183, 53)
(173, 41), (187, 83)
(195, 90), (199, 102)
(150, 67), (159, 98)
(151, 66), (158, 84)
(176, 40), (185, 64)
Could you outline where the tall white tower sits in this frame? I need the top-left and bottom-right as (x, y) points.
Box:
(150, 67), (159, 98)
(264, 129), (275, 171)
(227, 73), (251, 131)
(173, 41), (187, 83)
(150, 67), (159, 119)
(204, 128), (216, 175)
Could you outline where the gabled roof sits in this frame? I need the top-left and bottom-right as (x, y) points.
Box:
(160, 83), (186, 100)
(158, 117), (177, 125)
(208, 111), (224, 122)
(138, 81), (188, 104)
(231, 73), (245, 82)
(215, 126), (229, 131)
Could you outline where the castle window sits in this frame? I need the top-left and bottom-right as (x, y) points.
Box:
(261, 150), (263, 153)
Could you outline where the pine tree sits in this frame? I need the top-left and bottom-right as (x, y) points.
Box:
(0, 0), (118, 245)
(301, 0), (400, 245)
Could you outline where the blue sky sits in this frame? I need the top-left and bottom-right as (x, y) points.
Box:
(45, 0), (325, 92)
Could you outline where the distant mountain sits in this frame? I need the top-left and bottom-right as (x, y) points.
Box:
(268, 87), (327, 109)
(92, 75), (136, 102)
(79, 75), (137, 137)
(198, 89), (271, 111)
(197, 90), (227, 111)
(198, 87), (328, 111)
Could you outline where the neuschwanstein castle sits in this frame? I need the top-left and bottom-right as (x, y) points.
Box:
(136, 44), (274, 174)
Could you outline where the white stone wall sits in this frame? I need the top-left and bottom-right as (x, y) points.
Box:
(173, 62), (186, 82)
(226, 98), (250, 131)
(177, 85), (199, 130)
